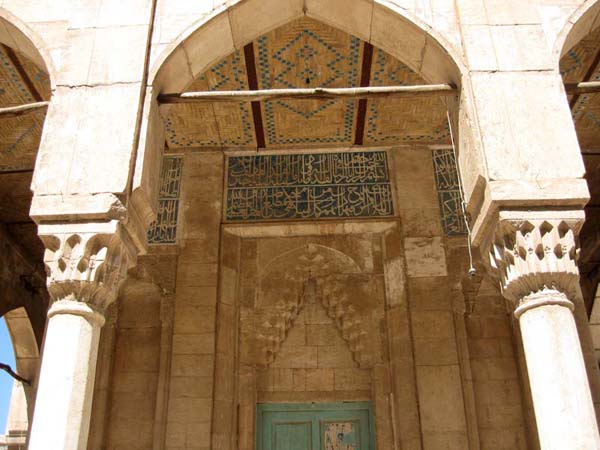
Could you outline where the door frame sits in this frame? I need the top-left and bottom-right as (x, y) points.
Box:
(256, 401), (376, 450)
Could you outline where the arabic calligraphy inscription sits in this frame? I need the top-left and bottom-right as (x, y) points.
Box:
(226, 151), (394, 221)
(148, 156), (183, 244)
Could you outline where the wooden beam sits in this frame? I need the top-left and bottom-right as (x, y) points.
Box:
(243, 42), (266, 148)
(158, 84), (458, 104)
(566, 81), (600, 95)
(0, 101), (49, 118)
(354, 42), (374, 146)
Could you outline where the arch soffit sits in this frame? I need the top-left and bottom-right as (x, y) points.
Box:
(4, 307), (39, 379)
(554, 0), (600, 64)
(150, 0), (466, 94)
(0, 7), (55, 89)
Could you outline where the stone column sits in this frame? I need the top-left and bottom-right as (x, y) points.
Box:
(28, 221), (134, 450)
(484, 211), (600, 450)
(28, 300), (105, 450)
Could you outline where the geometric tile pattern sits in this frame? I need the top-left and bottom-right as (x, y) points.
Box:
(166, 17), (451, 150)
(0, 46), (50, 171)
(147, 156), (183, 244)
(432, 149), (467, 235)
(365, 48), (450, 145)
(255, 18), (362, 146)
(165, 50), (255, 148)
(226, 151), (394, 221)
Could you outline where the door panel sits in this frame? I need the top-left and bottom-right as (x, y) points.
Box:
(273, 422), (312, 450)
(322, 420), (359, 449)
(257, 402), (375, 450)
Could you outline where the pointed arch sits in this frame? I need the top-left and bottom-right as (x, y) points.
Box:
(3, 307), (40, 436)
(252, 245), (383, 368)
(150, 0), (466, 94)
(0, 7), (55, 88)
(554, 0), (600, 64)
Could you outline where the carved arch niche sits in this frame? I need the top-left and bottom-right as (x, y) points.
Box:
(243, 243), (385, 371)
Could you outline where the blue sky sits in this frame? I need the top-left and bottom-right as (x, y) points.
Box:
(0, 318), (15, 433)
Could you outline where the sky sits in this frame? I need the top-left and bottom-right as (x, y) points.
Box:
(0, 318), (15, 434)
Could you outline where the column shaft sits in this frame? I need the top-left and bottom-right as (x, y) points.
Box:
(28, 300), (105, 450)
(517, 291), (600, 450)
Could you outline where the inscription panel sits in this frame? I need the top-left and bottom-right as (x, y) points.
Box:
(432, 149), (467, 236)
(148, 156), (183, 244)
(226, 151), (394, 221)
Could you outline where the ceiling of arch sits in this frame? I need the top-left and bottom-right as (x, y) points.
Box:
(0, 44), (51, 266)
(0, 44), (50, 171)
(165, 17), (450, 151)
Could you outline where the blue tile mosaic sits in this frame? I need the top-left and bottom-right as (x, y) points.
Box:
(257, 25), (361, 146)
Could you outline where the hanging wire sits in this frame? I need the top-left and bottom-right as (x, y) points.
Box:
(445, 109), (476, 278)
(0, 362), (30, 385)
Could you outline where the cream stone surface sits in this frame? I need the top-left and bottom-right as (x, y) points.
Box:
(404, 237), (448, 278)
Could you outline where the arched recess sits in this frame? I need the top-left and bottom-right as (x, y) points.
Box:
(554, 1), (600, 425)
(555, 0), (600, 313)
(226, 240), (391, 449)
(135, 0), (482, 217)
(150, 0), (466, 92)
(252, 244), (379, 368)
(554, 0), (600, 63)
(0, 9), (54, 443)
(0, 8), (55, 87)
(0, 6), (54, 312)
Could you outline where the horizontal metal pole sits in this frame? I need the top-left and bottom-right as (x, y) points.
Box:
(565, 81), (600, 95)
(158, 84), (458, 104)
(0, 101), (49, 118)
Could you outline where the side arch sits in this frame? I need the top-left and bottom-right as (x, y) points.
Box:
(0, 7), (55, 88)
(554, 0), (600, 64)
(3, 307), (40, 437)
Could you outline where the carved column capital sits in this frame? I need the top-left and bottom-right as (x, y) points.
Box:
(482, 210), (584, 304)
(38, 221), (137, 310)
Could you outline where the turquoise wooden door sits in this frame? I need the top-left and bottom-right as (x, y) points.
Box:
(257, 402), (375, 450)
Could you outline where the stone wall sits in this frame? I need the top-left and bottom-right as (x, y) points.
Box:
(165, 151), (224, 450)
(150, 144), (536, 450)
(105, 282), (162, 450)
(465, 280), (530, 450)
(255, 301), (373, 399)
